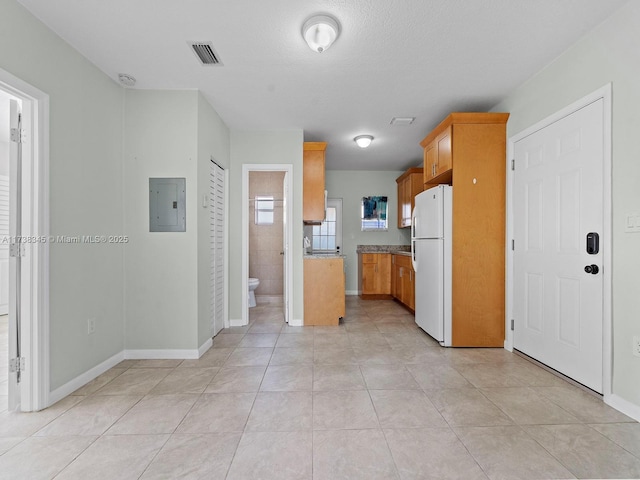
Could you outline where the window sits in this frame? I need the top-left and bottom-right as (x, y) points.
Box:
(311, 199), (342, 253)
(361, 196), (388, 231)
(254, 195), (274, 225)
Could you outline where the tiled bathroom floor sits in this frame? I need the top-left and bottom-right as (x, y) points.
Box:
(0, 298), (639, 479)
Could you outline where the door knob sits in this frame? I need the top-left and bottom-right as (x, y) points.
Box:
(584, 264), (599, 274)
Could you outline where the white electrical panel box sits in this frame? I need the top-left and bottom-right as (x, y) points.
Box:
(149, 178), (186, 232)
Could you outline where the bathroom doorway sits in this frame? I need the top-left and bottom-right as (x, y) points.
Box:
(0, 68), (50, 412)
(242, 165), (293, 326)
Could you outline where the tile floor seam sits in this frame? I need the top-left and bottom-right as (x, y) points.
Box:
(134, 431), (173, 479)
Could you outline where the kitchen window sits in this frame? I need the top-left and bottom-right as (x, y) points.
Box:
(312, 198), (342, 253)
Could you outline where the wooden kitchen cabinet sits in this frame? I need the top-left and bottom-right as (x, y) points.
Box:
(419, 112), (509, 347)
(303, 142), (326, 223)
(304, 257), (345, 325)
(396, 167), (424, 228)
(392, 254), (415, 311)
(358, 253), (391, 297)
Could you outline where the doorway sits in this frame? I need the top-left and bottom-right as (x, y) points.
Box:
(0, 68), (49, 412)
(242, 165), (293, 327)
(507, 85), (612, 395)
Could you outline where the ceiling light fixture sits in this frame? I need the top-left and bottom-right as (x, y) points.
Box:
(354, 135), (374, 148)
(302, 14), (340, 53)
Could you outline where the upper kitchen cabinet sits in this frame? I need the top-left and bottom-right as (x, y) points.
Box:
(420, 113), (508, 185)
(396, 167), (423, 228)
(303, 142), (327, 223)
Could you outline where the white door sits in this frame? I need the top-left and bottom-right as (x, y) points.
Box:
(311, 199), (342, 253)
(8, 98), (21, 410)
(0, 175), (8, 315)
(210, 160), (225, 337)
(282, 172), (289, 323)
(513, 98), (604, 392)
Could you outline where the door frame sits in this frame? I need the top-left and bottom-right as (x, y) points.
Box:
(505, 84), (612, 399)
(241, 164), (293, 326)
(0, 67), (50, 411)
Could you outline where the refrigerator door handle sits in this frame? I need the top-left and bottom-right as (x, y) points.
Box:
(411, 239), (418, 272)
(411, 206), (417, 239)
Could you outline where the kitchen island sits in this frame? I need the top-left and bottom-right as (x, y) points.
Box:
(303, 254), (345, 326)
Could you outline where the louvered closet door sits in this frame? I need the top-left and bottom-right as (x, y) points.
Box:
(210, 160), (225, 336)
(0, 175), (9, 315)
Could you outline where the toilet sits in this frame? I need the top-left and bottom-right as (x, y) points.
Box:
(248, 277), (260, 308)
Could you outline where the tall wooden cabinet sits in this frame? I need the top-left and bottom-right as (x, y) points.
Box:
(420, 112), (509, 347)
(303, 142), (326, 223)
(396, 168), (423, 228)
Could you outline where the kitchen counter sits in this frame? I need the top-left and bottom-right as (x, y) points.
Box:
(356, 245), (411, 254)
(303, 253), (346, 259)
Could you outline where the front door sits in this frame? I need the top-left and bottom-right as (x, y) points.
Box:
(513, 98), (605, 393)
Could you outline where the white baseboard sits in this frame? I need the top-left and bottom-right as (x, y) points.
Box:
(229, 318), (245, 327)
(198, 338), (212, 357)
(48, 350), (124, 405)
(124, 348), (201, 360)
(345, 290), (359, 296)
(605, 393), (640, 422)
(288, 318), (303, 327)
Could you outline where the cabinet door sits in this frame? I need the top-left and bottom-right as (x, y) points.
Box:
(377, 254), (391, 294)
(406, 267), (415, 311)
(423, 142), (437, 183)
(391, 256), (398, 298)
(303, 144), (326, 222)
(396, 178), (406, 228)
(435, 126), (452, 176)
(362, 262), (378, 294)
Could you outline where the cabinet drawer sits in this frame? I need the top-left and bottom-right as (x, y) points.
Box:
(361, 253), (377, 264)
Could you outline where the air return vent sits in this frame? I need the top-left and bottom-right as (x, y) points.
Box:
(189, 42), (222, 65)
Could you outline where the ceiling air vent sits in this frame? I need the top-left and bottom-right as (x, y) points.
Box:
(189, 42), (222, 66)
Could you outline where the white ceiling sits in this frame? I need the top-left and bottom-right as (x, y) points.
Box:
(18, 0), (627, 170)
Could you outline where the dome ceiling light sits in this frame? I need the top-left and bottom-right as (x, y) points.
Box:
(302, 14), (341, 53)
(354, 135), (374, 148)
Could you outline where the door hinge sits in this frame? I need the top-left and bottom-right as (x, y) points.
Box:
(511, 239), (515, 251)
(9, 357), (25, 374)
(9, 243), (25, 257)
(10, 127), (25, 144)
(510, 319), (515, 331)
(511, 159), (515, 171)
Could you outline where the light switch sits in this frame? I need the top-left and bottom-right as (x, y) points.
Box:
(624, 212), (640, 233)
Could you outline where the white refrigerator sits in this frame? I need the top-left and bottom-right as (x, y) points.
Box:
(411, 184), (452, 346)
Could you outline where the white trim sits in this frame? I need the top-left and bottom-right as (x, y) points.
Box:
(198, 338), (212, 357)
(242, 164), (294, 327)
(345, 290), (359, 296)
(288, 318), (303, 327)
(0, 68), (50, 412)
(506, 83), (613, 397)
(229, 318), (244, 327)
(48, 350), (124, 406)
(224, 168), (230, 329)
(124, 348), (201, 360)
(605, 394), (640, 423)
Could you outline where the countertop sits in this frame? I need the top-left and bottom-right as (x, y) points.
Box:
(303, 253), (346, 259)
(356, 245), (411, 254)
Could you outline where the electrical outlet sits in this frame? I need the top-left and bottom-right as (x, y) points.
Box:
(87, 318), (96, 335)
(633, 336), (640, 357)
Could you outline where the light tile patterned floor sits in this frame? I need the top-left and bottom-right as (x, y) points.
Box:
(1, 299), (640, 479)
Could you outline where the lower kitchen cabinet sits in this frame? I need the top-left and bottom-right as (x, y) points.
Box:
(358, 253), (391, 297)
(392, 254), (415, 311)
(304, 257), (345, 326)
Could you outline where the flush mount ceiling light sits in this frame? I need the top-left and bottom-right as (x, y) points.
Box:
(302, 14), (340, 53)
(354, 135), (374, 148)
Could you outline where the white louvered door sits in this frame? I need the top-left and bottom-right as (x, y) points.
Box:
(210, 160), (225, 337)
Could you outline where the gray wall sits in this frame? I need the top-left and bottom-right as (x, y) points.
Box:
(492, 1), (640, 410)
(0, 0), (125, 390)
(228, 131), (304, 323)
(325, 170), (412, 293)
